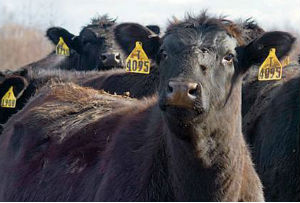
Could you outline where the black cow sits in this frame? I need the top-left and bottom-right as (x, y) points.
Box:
(0, 12), (295, 201)
(242, 64), (300, 201)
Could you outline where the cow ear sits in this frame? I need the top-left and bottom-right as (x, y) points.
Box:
(0, 76), (28, 100)
(46, 27), (81, 53)
(146, 25), (160, 35)
(114, 23), (161, 60)
(236, 31), (296, 73)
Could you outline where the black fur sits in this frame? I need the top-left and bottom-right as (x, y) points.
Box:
(2, 12), (295, 201)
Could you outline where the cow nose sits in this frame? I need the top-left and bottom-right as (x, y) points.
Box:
(100, 52), (121, 66)
(166, 81), (198, 108)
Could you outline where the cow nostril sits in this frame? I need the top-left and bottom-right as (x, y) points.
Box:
(115, 53), (121, 60)
(101, 55), (107, 61)
(200, 65), (207, 72)
(167, 84), (173, 93)
(188, 88), (197, 96)
(188, 84), (198, 96)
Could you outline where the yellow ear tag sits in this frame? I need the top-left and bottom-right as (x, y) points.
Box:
(281, 56), (290, 67)
(258, 48), (282, 81)
(125, 41), (150, 74)
(56, 37), (70, 56)
(1, 86), (16, 108)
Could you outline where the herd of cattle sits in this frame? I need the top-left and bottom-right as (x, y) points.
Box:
(0, 12), (299, 201)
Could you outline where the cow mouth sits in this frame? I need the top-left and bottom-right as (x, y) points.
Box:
(159, 90), (207, 112)
(97, 62), (123, 70)
(159, 98), (206, 120)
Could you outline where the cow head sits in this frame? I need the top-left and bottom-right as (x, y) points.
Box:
(47, 16), (122, 70)
(156, 14), (295, 137)
(47, 15), (160, 71)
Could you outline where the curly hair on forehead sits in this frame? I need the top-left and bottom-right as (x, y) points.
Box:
(84, 14), (117, 29)
(165, 11), (255, 46)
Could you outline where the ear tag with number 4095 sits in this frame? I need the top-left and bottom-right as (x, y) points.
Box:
(56, 37), (70, 56)
(126, 41), (150, 74)
(258, 48), (282, 81)
(1, 86), (16, 108)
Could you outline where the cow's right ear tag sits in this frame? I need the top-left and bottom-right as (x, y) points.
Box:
(1, 86), (16, 108)
(125, 41), (151, 74)
(258, 48), (282, 81)
(56, 37), (70, 56)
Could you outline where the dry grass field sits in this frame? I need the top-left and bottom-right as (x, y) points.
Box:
(0, 23), (53, 70)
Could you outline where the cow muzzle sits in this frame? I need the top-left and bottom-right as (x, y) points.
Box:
(100, 52), (122, 67)
(165, 80), (198, 109)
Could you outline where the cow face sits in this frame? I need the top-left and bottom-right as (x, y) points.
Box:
(47, 17), (124, 70)
(157, 22), (238, 122)
(76, 19), (124, 70)
(156, 15), (295, 133)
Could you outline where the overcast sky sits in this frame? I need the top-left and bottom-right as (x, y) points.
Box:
(1, 0), (299, 34)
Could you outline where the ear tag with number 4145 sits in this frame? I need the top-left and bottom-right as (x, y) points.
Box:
(258, 48), (282, 81)
(1, 86), (16, 108)
(56, 37), (70, 56)
(126, 41), (150, 74)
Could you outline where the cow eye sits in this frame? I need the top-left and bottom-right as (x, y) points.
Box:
(223, 53), (234, 62)
(158, 49), (168, 62)
(83, 40), (91, 46)
(156, 49), (168, 64)
(161, 50), (168, 60)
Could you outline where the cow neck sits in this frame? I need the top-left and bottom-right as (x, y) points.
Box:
(161, 79), (245, 201)
(27, 52), (68, 71)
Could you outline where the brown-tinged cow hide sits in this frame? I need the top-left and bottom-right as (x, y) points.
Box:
(1, 12), (296, 201)
(0, 13), (297, 200)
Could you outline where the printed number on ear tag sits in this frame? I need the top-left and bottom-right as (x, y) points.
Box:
(258, 48), (282, 81)
(56, 37), (70, 56)
(1, 86), (16, 108)
(125, 41), (150, 74)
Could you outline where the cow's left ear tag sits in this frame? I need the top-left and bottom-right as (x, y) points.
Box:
(56, 37), (70, 56)
(1, 86), (16, 108)
(125, 41), (151, 74)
